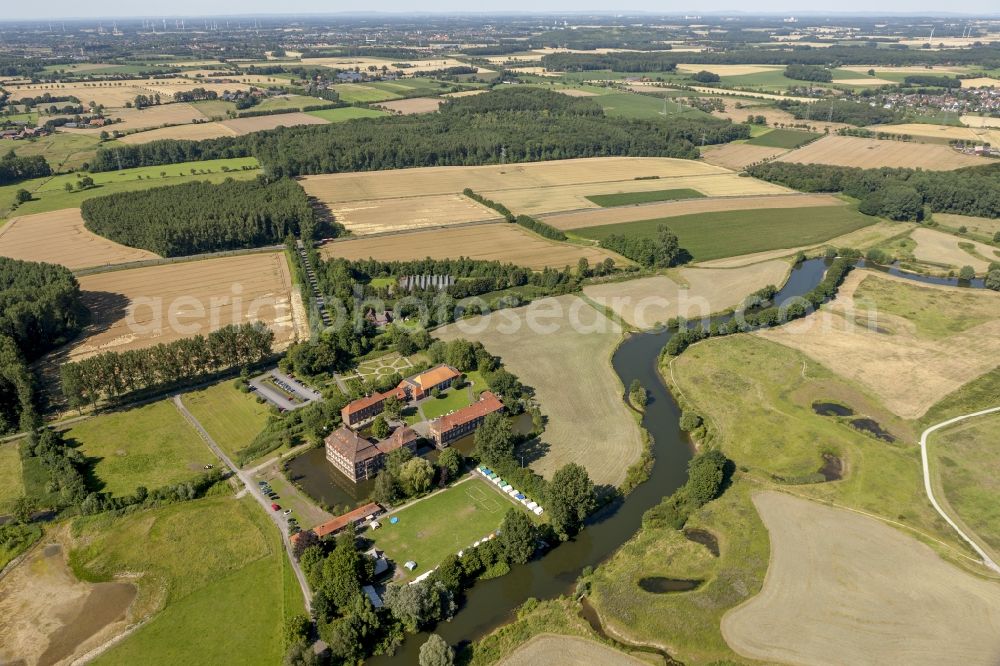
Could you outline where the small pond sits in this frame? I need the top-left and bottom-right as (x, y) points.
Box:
(637, 577), (703, 593)
(850, 418), (896, 443)
(683, 528), (719, 557)
(819, 454), (844, 481)
(812, 402), (855, 417)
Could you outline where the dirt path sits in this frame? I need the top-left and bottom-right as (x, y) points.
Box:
(171, 395), (312, 613)
(920, 407), (1000, 574)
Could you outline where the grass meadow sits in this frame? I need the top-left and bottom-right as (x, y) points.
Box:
(419, 386), (473, 421)
(370, 480), (508, 579)
(592, 92), (710, 120)
(330, 83), (401, 103)
(746, 128), (823, 149)
(571, 206), (873, 261)
(585, 188), (705, 207)
(181, 381), (273, 460)
(72, 495), (302, 665)
(66, 400), (213, 497)
(0, 442), (24, 513)
(9, 132), (104, 171)
(306, 107), (389, 123)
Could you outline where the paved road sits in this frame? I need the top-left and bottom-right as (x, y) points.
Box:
(173, 395), (313, 612)
(919, 406), (1000, 574)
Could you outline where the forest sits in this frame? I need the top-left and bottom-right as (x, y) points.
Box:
(783, 64), (833, 82)
(0, 151), (51, 186)
(746, 162), (1000, 219)
(88, 89), (749, 175)
(60, 322), (274, 407)
(776, 99), (901, 126)
(80, 177), (326, 256)
(601, 225), (687, 268)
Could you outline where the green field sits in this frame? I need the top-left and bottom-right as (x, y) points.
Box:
(592, 92), (710, 120)
(0, 157), (259, 218)
(72, 495), (302, 665)
(746, 128), (822, 149)
(717, 69), (797, 91)
(0, 442), (24, 513)
(370, 480), (508, 579)
(191, 99), (237, 118)
(419, 385), (473, 421)
(181, 382), (273, 460)
(854, 276), (997, 340)
(368, 78), (455, 97)
(330, 83), (402, 103)
(251, 95), (329, 112)
(8, 132), (104, 171)
(585, 188), (705, 207)
(66, 400), (213, 497)
(929, 413), (1000, 557)
(306, 107), (389, 123)
(571, 206), (874, 262)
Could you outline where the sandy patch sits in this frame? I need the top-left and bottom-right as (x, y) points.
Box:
(584, 260), (790, 329)
(911, 227), (999, 272)
(722, 492), (1000, 666)
(778, 135), (983, 170)
(756, 270), (1000, 419)
(320, 223), (623, 269)
(0, 208), (159, 270)
(543, 193), (836, 231)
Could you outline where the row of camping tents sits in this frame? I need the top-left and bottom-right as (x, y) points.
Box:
(478, 466), (544, 516)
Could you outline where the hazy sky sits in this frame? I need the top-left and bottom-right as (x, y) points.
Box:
(3, 2), (996, 21)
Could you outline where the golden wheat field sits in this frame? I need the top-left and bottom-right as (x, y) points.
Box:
(320, 223), (625, 269)
(327, 194), (502, 235)
(777, 135), (983, 170)
(374, 97), (444, 114)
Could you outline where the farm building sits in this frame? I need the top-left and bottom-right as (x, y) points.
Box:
(291, 502), (385, 544)
(340, 364), (461, 426)
(325, 425), (419, 481)
(429, 391), (504, 447)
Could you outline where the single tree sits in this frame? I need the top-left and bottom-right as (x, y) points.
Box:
(474, 412), (514, 467)
(959, 265), (976, 281)
(499, 509), (536, 564)
(546, 463), (597, 539)
(370, 415), (390, 439)
(399, 457), (435, 496)
(419, 634), (455, 666)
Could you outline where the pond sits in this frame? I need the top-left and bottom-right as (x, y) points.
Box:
(637, 576), (703, 593)
(850, 418), (896, 443)
(812, 401), (855, 417)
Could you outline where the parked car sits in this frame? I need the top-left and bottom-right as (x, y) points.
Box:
(271, 503), (280, 511)
(283, 509), (292, 516)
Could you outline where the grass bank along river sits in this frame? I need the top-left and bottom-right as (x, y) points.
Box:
(370, 257), (833, 665)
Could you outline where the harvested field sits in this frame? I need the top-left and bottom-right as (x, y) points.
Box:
(435, 295), (642, 487)
(498, 634), (649, 666)
(442, 89), (489, 98)
(961, 114), (1000, 128)
(0, 208), (158, 270)
(910, 227), (999, 272)
(328, 193), (500, 235)
(303, 56), (475, 74)
(375, 97), (445, 114)
(62, 252), (301, 362)
(543, 193), (840, 231)
(700, 143), (788, 170)
(961, 77), (1000, 88)
(756, 270), (1000, 419)
(554, 88), (600, 97)
(299, 158), (732, 204)
(867, 122), (1000, 146)
(118, 122), (238, 144)
(722, 492), (1000, 666)
(933, 213), (1000, 238)
(676, 64), (781, 76)
(219, 112), (329, 133)
(67, 103), (208, 134)
(584, 260), (790, 329)
(4, 79), (250, 109)
(778, 135), (983, 170)
(687, 87), (817, 103)
(320, 223), (623, 269)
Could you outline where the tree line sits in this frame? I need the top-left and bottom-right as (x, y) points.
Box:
(89, 88), (750, 176)
(60, 322), (274, 408)
(0, 151), (51, 186)
(746, 161), (1000, 220)
(539, 52), (680, 72)
(462, 189), (568, 241)
(80, 177), (328, 257)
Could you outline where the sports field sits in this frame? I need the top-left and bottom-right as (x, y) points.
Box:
(778, 135), (984, 170)
(757, 271), (1000, 419)
(320, 222), (625, 269)
(543, 193), (837, 231)
(180, 381), (273, 460)
(436, 295), (642, 487)
(745, 128), (821, 149)
(65, 252), (302, 362)
(571, 206), (873, 262)
(722, 492), (1000, 666)
(583, 260), (790, 329)
(0, 208), (159, 270)
(585, 188), (705, 207)
(370, 480), (507, 579)
(65, 400), (211, 497)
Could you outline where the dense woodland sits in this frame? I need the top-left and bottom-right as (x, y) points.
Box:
(0, 151), (51, 186)
(783, 64), (833, 82)
(747, 162), (1000, 219)
(80, 177), (327, 256)
(60, 322), (274, 407)
(89, 89), (749, 175)
(601, 224), (688, 268)
(777, 99), (901, 126)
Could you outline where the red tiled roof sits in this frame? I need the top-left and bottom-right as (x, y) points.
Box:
(377, 426), (419, 454)
(414, 365), (460, 389)
(311, 502), (384, 539)
(343, 392), (386, 415)
(326, 427), (381, 463)
(430, 391), (504, 433)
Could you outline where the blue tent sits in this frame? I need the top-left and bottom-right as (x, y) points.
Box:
(389, 516), (399, 525)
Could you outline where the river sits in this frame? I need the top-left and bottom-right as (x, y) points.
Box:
(367, 258), (836, 664)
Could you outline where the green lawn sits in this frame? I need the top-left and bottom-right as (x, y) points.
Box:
(0, 442), (24, 513)
(330, 83), (401, 103)
(72, 495), (302, 666)
(0, 157), (259, 218)
(592, 92), (710, 120)
(370, 480), (508, 578)
(420, 386), (474, 421)
(585, 188), (705, 207)
(306, 107), (389, 123)
(930, 413), (1000, 557)
(746, 128), (822, 149)
(181, 382), (273, 461)
(571, 206), (874, 262)
(66, 400), (213, 497)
